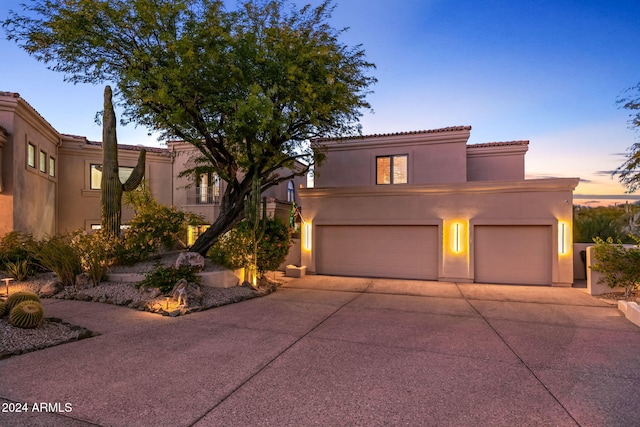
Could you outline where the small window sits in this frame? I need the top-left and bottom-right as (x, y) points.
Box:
(39, 150), (47, 173)
(49, 157), (56, 177)
(287, 181), (295, 202)
(28, 143), (36, 168)
(90, 164), (134, 190)
(376, 155), (408, 185)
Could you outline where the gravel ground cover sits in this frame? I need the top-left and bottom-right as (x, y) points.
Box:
(0, 253), (279, 359)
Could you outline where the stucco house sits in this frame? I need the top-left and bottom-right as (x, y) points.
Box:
(300, 126), (579, 286)
(0, 92), (305, 243)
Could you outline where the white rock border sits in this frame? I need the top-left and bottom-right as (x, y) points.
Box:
(618, 301), (640, 328)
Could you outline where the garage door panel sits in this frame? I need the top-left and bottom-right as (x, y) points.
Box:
(474, 225), (551, 285)
(316, 225), (438, 280)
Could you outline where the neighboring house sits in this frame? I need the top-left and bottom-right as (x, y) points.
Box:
(300, 126), (579, 286)
(0, 92), (305, 243)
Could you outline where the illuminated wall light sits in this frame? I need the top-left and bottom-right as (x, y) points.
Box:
(450, 222), (464, 254)
(303, 223), (312, 251)
(558, 221), (570, 255)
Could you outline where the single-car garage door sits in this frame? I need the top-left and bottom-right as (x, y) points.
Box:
(315, 225), (438, 280)
(474, 225), (551, 285)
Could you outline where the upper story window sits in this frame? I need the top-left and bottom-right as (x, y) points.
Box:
(27, 143), (36, 168)
(49, 157), (56, 177)
(90, 164), (134, 190)
(193, 170), (220, 204)
(287, 180), (295, 202)
(39, 150), (47, 173)
(376, 155), (408, 185)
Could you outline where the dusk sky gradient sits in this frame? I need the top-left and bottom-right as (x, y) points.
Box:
(2, 0), (640, 205)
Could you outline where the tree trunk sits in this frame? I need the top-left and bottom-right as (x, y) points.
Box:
(190, 204), (243, 255)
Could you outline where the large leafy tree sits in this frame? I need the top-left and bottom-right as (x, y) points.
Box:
(617, 83), (640, 192)
(4, 0), (376, 254)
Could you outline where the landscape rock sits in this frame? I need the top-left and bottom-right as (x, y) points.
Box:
(175, 252), (205, 271)
(38, 279), (64, 297)
(75, 273), (91, 289)
(170, 278), (203, 307)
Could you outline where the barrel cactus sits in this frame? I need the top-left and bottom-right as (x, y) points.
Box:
(0, 301), (6, 318)
(9, 300), (44, 329)
(5, 291), (40, 312)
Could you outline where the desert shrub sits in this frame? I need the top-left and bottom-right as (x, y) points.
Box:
(591, 236), (640, 298)
(119, 185), (204, 263)
(0, 232), (39, 277)
(31, 235), (82, 287)
(136, 265), (201, 295)
(71, 230), (120, 286)
(209, 217), (291, 274)
(0, 231), (35, 264)
(208, 224), (253, 270)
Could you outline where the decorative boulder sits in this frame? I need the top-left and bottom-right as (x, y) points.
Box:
(175, 252), (205, 271)
(75, 273), (91, 289)
(170, 278), (203, 308)
(39, 279), (64, 297)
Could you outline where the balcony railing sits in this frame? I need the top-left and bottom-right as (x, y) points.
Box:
(186, 186), (220, 205)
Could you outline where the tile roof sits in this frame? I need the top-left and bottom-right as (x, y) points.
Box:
(467, 140), (529, 149)
(0, 125), (8, 136)
(85, 140), (170, 154)
(312, 126), (472, 143)
(1, 91), (58, 133)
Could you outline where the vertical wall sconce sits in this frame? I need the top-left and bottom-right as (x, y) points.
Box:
(558, 221), (569, 255)
(303, 223), (312, 251)
(450, 221), (464, 254)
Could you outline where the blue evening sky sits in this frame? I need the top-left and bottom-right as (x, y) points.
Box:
(2, 0), (640, 205)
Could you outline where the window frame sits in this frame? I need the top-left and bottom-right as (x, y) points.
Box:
(49, 156), (56, 177)
(376, 154), (408, 185)
(27, 143), (36, 168)
(39, 150), (47, 173)
(90, 164), (134, 190)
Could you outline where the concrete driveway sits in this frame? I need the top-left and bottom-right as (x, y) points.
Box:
(1, 275), (639, 426)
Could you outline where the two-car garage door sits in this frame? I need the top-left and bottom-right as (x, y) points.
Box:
(315, 225), (439, 280)
(315, 224), (553, 285)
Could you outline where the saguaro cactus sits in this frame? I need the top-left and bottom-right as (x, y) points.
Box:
(101, 86), (146, 237)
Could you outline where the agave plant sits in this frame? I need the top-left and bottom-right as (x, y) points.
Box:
(3, 258), (31, 281)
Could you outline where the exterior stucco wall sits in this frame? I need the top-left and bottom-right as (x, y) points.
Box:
(466, 142), (527, 181)
(58, 137), (173, 233)
(0, 93), (59, 239)
(0, 126), (12, 236)
(169, 142), (221, 224)
(314, 127), (471, 187)
(169, 141), (307, 225)
(300, 178), (578, 285)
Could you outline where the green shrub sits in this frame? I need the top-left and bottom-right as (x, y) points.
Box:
(591, 237), (640, 298)
(31, 235), (82, 287)
(208, 217), (291, 274)
(0, 231), (36, 265)
(119, 185), (204, 263)
(71, 230), (119, 286)
(9, 300), (44, 329)
(136, 265), (201, 295)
